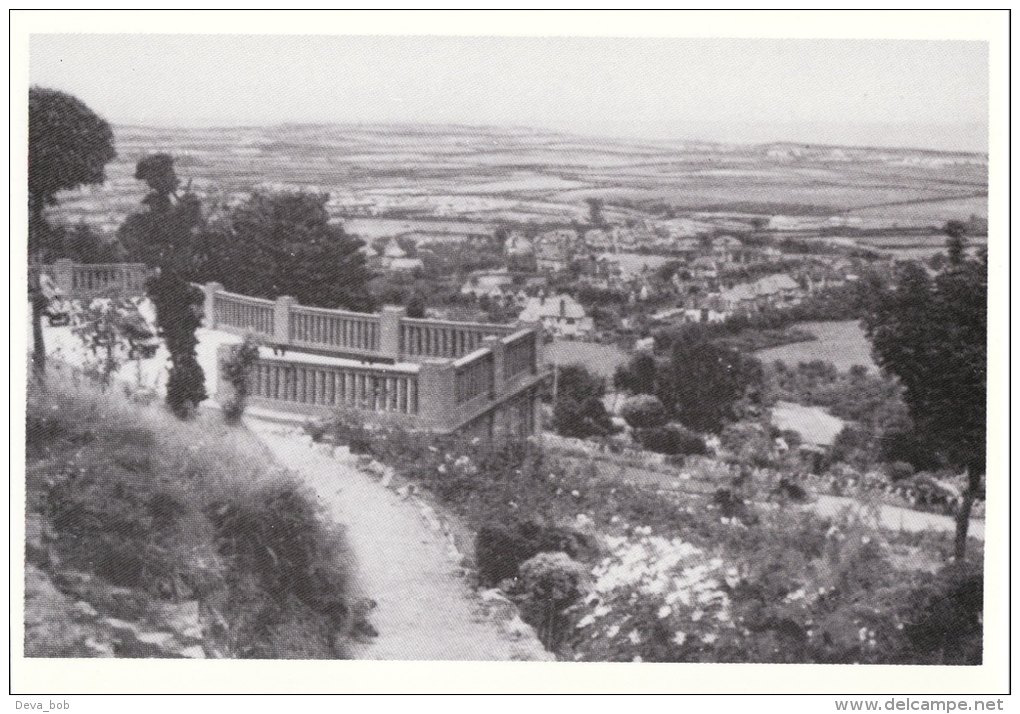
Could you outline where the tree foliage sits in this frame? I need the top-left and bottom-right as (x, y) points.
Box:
(657, 338), (763, 433)
(552, 365), (615, 439)
(864, 258), (987, 475)
(30, 221), (122, 265)
(863, 253), (987, 558)
(613, 351), (657, 395)
(28, 87), (116, 376)
(71, 294), (149, 387)
(205, 191), (374, 311)
(118, 156), (205, 276)
(120, 154), (208, 417)
(28, 87), (116, 225)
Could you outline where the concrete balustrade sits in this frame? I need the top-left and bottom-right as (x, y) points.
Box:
(38, 260), (149, 300)
(39, 261), (548, 438)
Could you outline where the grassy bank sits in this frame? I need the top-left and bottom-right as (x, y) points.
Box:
(25, 366), (356, 659)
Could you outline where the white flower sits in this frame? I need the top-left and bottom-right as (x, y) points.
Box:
(627, 629), (642, 644)
(632, 655), (642, 662)
(861, 536), (871, 545)
(785, 588), (806, 602)
(594, 604), (611, 618)
(437, 464), (447, 474)
(691, 609), (704, 622)
(657, 605), (672, 619)
(606, 625), (620, 638)
(571, 490), (580, 498)
(576, 614), (596, 629)
(672, 631), (687, 646)
(702, 633), (718, 644)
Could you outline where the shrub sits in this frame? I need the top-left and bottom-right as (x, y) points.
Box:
(572, 530), (735, 662)
(517, 552), (588, 650)
(553, 397), (615, 439)
(634, 424), (707, 456)
(897, 561), (983, 665)
(475, 520), (593, 588)
(221, 334), (261, 424)
(614, 352), (656, 395)
(719, 421), (774, 466)
(886, 461), (915, 482)
(620, 395), (668, 429)
(147, 274), (206, 418)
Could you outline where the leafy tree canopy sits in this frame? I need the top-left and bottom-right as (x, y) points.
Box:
(206, 191), (374, 311)
(28, 87), (116, 221)
(864, 255), (987, 475)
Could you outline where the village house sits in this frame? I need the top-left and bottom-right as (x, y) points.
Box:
(691, 256), (720, 280)
(460, 270), (517, 302)
(711, 234), (745, 265)
(518, 293), (594, 340)
(378, 238), (424, 273)
(534, 228), (579, 272)
(582, 227), (614, 252)
(398, 230), (490, 249)
(503, 231), (536, 272)
(715, 273), (803, 316)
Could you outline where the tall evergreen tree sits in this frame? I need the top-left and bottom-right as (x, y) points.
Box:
(209, 191), (373, 311)
(119, 154), (207, 417)
(864, 253), (987, 559)
(656, 337), (763, 433)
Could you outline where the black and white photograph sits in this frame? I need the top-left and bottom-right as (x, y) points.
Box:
(11, 9), (1008, 700)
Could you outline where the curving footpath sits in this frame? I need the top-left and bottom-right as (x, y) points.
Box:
(247, 420), (550, 661)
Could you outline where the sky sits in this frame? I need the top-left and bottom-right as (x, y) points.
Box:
(29, 34), (989, 152)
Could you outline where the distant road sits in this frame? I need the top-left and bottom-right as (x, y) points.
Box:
(810, 494), (983, 541)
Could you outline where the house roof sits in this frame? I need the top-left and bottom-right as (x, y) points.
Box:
(518, 294), (587, 321)
(387, 257), (424, 271)
(383, 240), (407, 258)
(505, 234), (534, 254)
(753, 274), (799, 294)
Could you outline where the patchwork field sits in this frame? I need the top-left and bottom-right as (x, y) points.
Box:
(47, 123), (988, 236)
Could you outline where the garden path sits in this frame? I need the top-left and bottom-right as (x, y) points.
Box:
(246, 421), (545, 661)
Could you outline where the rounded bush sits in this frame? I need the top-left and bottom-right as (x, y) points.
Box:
(620, 394), (669, 429)
(886, 461), (916, 481)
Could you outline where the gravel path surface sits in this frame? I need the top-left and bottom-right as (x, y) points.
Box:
(248, 422), (549, 661)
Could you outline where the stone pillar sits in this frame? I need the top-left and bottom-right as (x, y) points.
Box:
(54, 259), (74, 296)
(379, 305), (407, 360)
(274, 295), (296, 346)
(418, 359), (456, 431)
(482, 335), (505, 399)
(516, 320), (544, 374)
(531, 386), (543, 436)
(203, 282), (223, 329)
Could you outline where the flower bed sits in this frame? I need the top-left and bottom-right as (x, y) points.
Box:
(309, 410), (982, 664)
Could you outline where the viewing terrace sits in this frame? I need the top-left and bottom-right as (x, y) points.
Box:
(38, 261), (549, 439)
